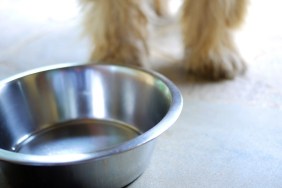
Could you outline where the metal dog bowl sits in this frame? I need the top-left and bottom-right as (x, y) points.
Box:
(0, 64), (182, 188)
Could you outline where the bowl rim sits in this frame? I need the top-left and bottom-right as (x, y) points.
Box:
(0, 63), (183, 165)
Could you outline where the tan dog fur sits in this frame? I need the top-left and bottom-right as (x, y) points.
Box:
(80, 0), (248, 80)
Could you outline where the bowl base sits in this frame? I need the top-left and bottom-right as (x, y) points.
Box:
(13, 119), (140, 156)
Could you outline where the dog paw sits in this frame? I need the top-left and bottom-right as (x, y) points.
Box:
(89, 47), (143, 67)
(183, 48), (247, 80)
(91, 56), (143, 67)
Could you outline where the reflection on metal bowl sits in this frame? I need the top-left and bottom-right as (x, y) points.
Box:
(0, 64), (182, 188)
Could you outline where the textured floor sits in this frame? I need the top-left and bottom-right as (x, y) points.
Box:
(0, 0), (282, 187)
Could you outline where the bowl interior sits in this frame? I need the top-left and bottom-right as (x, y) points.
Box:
(0, 65), (174, 157)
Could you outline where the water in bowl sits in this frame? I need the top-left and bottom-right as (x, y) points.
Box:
(13, 119), (141, 156)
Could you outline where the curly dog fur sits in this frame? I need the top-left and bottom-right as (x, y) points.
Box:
(80, 0), (248, 80)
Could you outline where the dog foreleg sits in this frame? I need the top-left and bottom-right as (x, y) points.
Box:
(181, 0), (248, 79)
(81, 0), (148, 66)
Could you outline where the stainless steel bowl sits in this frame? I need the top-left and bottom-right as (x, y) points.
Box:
(0, 64), (182, 188)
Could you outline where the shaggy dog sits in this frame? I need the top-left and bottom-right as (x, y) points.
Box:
(80, 0), (248, 80)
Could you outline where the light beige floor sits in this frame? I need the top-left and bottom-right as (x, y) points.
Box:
(0, 0), (282, 187)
